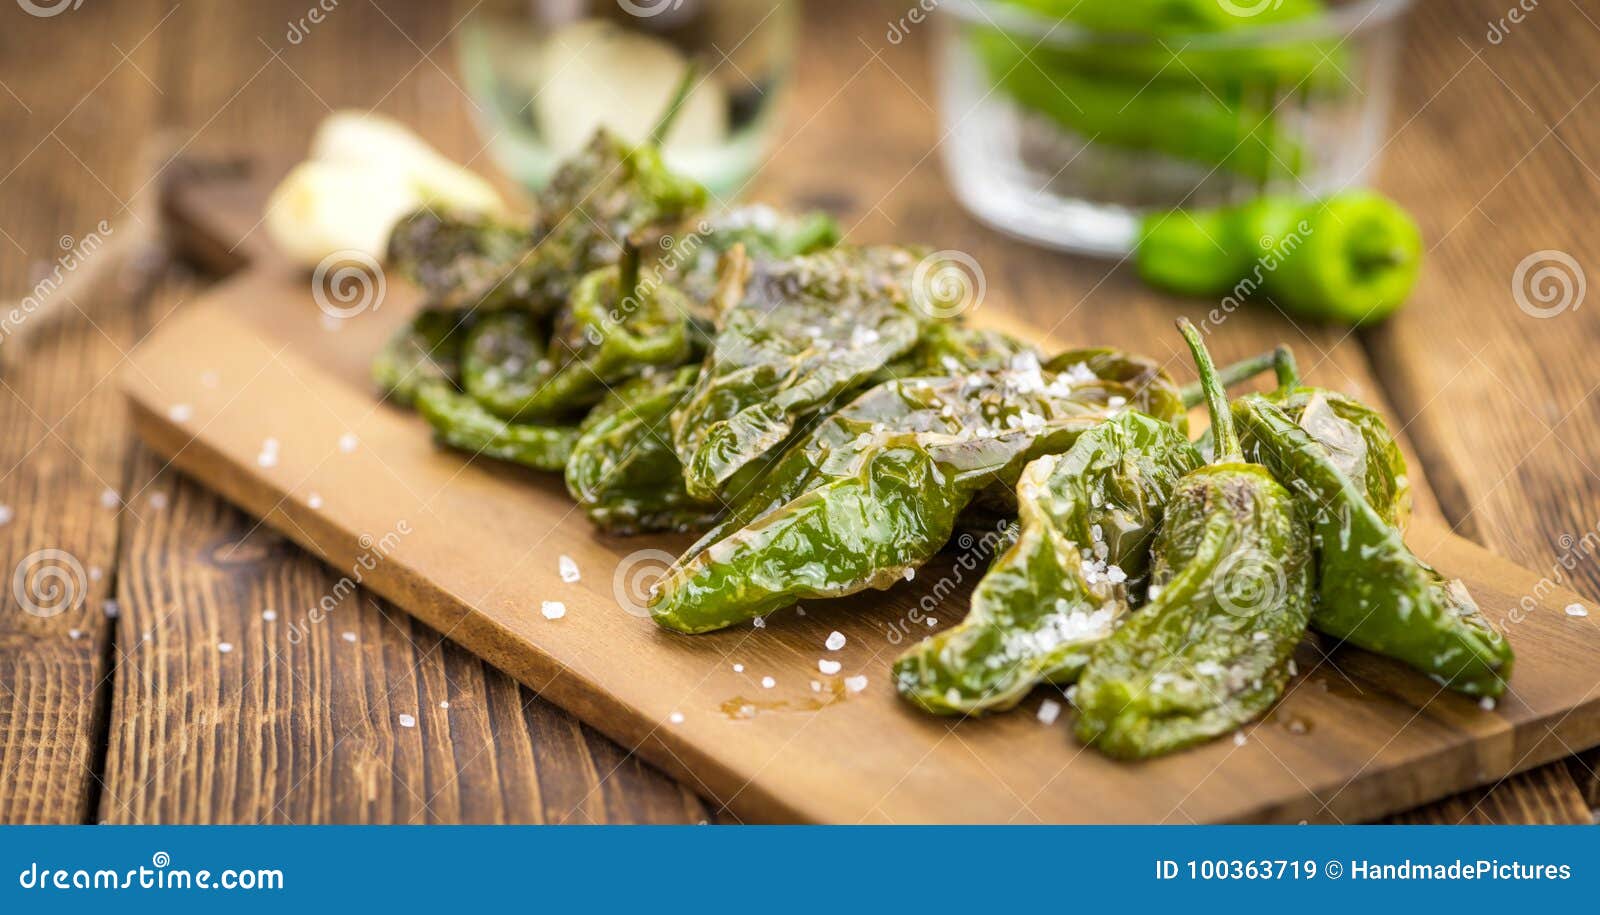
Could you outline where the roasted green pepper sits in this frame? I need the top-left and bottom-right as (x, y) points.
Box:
(1233, 395), (1513, 697)
(1074, 320), (1313, 758)
(652, 360), (1178, 634)
(1136, 191), (1424, 325)
(372, 307), (471, 406)
(894, 411), (1202, 715)
(565, 365), (720, 535)
(670, 244), (933, 503)
(414, 381), (578, 472)
(464, 246), (695, 421)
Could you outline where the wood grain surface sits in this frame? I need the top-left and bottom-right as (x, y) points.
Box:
(1, 0), (1597, 823)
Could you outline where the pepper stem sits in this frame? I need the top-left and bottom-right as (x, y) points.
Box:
(1177, 319), (1240, 461)
(619, 242), (642, 305)
(1272, 344), (1300, 390)
(1179, 348), (1279, 408)
(649, 61), (701, 147)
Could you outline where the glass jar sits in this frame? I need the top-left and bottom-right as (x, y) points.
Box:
(457, 0), (797, 197)
(933, 0), (1414, 255)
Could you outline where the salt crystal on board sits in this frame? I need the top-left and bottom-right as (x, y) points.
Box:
(844, 675), (868, 693)
(825, 631), (846, 651)
(818, 659), (841, 675)
(1036, 699), (1061, 725)
(217, 642), (233, 653)
(1566, 603), (1589, 618)
(559, 555), (581, 582)
(541, 600), (566, 620)
(761, 676), (776, 689)
(398, 714), (416, 728)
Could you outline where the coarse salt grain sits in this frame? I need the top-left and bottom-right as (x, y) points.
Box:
(1479, 696), (1496, 711)
(752, 617), (766, 629)
(1566, 603), (1589, 617)
(825, 631), (846, 651)
(168, 403), (193, 423)
(68, 629), (82, 640)
(926, 618), (938, 626)
(102, 600), (119, 619)
(149, 492), (168, 510)
(100, 488), (120, 509)
(541, 600), (566, 620)
(732, 663), (744, 673)
(668, 711), (684, 724)
(440, 701), (450, 709)
(558, 555), (581, 582)
(342, 631), (357, 643)
(307, 493), (324, 509)
(257, 451), (278, 468)
(398, 714), (416, 728)
(818, 659), (842, 675)
(338, 433), (359, 453)
(0, 505), (12, 526)
(1037, 698), (1061, 725)
(262, 609), (277, 621)
(217, 642), (233, 653)
(844, 675), (868, 693)
(1233, 731), (1248, 747)
(761, 676), (776, 689)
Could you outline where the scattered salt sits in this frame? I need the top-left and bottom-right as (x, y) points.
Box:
(844, 675), (868, 693)
(398, 713), (416, 728)
(262, 609), (277, 622)
(102, 600), (119, 619)
(342, 631), (357, 643)
(668, 711), (685, 724)
(818, 659), (842, 675)
(256, 451), (277, 468)
(1480, 696), (1497, 711)
(68, 628), (82, 640)
(100, 488), (120, 509)
(825, 631), (846, 651)
(810, 680), (822, 692)
(752, 617), (766, 629)
(338, 433), (359, 453)
(541, 600), (567, 620)
(1036, 699), (1061, 725)
(168, 403), (193, 423)
(307, 493), (324, 509)
(1566, 603), (1589, 618)
(732, 663), (744, 673)
(902, 567), (916, 581)
(440, 701), (450, 709)
(1233, 731), (1248, 747)
(148, 492), (168, 511)
(926, 618), (938, 627)
(558, 555), (581, 583)
(0, 505), (12, 526)
(217, 642), (233, 653)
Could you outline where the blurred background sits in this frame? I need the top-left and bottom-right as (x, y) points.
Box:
(1, 0), (1598, 825)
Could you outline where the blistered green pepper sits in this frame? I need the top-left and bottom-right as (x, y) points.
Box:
(1074, 320), (1313, 758)
(372, 307), (471, 406)
(1233, 396), (1513, 697)
(565, 365), (720, 535)
(1137, 191), (1424, 325)
(670, 245), (933, 503)
(385, 213), (541, 312)
(651, 360), (1179, 634)
(414, 382), (577, 472)
(875, 323), (1041, 383)
(893, 411), (1202, 715)
(465, 246), (694, 421)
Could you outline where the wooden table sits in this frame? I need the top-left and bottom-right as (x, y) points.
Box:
(1, 0), (1596, 825)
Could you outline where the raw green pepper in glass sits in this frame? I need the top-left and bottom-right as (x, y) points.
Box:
(414, 381), (578, 472)
(894, 411), (1202, 715)
(1136, 191), (1424, 325)
(565, 365), (721, 535)
(670, 244), (933, 503)
(651, 360), (1176, 634)
(1232, 389), (1513, 698)
(1073, 320), (1314, 759)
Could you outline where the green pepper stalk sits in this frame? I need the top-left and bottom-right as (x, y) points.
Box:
(1135, 191), (1424, 326)
(1073, 320), (1314, 758)
(893, 412), (1202, 716)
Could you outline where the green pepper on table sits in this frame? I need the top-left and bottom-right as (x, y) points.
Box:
(893, 411), (1202, 715)
(1073, 320), (1314, 759)
(372, 306), (472, 407)
(650, 356), (1186, 634)
(1136, 191), (1424, 325)
(414, 381), (578, 472)
(669, 244), (935, 504)
(1233, 367), (1513, 698)
(565, 364), (721, 535)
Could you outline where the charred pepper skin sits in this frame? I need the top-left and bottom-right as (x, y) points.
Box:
(1233, 398), (1513, 697)
(385, 211), (544, 313)
(1074, 320), (1314, 759)
(414, 382), (578, 472)
(373, 307), (472, 406)
(670, 245), (933, 503)
(894, 412), (1202, 716)
(564, 365), (721, 535)
(651, 362), (1179, 635)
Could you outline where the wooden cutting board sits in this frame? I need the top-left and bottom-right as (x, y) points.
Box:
(121, 166), (1600, 825)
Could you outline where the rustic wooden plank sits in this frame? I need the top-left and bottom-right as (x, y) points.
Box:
(100, 363), (702, 823)
(1362, 0), (1600, 820)
(0, 2), (169, 824)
